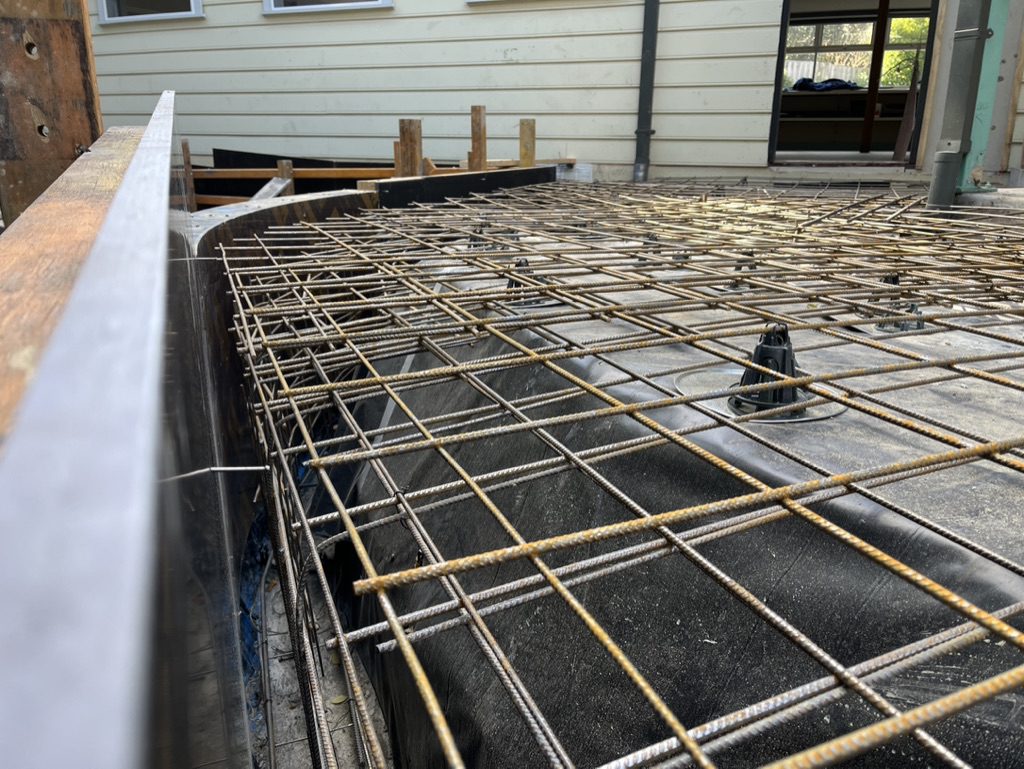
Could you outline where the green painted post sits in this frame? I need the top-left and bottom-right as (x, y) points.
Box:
(959, 0), (1009, 190)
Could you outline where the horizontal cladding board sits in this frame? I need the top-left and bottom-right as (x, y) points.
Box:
(91, 33), (776, 73)
(101, 90), (639, 114)
(88, 0), (779, 168)
(99, 86), (774, 115)
(650, 139), (770, 166)
(90, 20), (780, 60)
(161, 137), (771, 168)
(653, 86), (776, 112)
(661, 0), (782, 26)
(95, 56), (776, 88)
(92, 0), (643, 25)
(88, 0), (781, 39)
(135, 111), (770, 141)
(156, 133), (628, 163)
(89, 10), (646, 54)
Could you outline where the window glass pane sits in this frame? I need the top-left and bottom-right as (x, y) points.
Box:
(820, 22), (874, 48)
(111, 0), (191, 15)
(814, 51), (872, 85)
(783, 53), (817, 88)
(881, 49), (924, 86)
(786, 24), (816, 49)
(889, 16), (930, 45)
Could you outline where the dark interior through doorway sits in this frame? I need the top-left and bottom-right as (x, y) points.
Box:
(769, 0), (940, 165)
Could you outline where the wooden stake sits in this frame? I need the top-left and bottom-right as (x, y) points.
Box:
(276, 158), (294, 195)
(393, 140), (403, 175)
(519, 119), (536, 168)
(398, 119), (423, 177)
(470, 105), (487, 171)
(181, 138), (196, 212)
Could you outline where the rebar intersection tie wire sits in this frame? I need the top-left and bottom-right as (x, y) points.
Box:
(225, 180), (1024, 769)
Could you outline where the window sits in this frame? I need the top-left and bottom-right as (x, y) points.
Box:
(263, 0), (393, 13)
(98, 0), (203, 23)
(783, 16), (930, 89)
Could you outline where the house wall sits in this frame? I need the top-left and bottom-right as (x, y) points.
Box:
(86, 0), (785, 178)
(90, 0), (1024, 182)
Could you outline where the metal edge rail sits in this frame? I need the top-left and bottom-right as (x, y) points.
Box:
(0, 91), (176, 769)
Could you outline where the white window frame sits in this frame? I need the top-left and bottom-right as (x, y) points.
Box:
(97, 0), (204, 24)
(263, 0), (393, 15)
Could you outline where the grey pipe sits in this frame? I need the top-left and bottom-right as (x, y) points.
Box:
(632, 0), (661, 182)
(927, 0), (992, 208)
(927, 150), (962, 209)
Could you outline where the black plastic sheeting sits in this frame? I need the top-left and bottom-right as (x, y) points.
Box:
(330, 321), (1024, 769)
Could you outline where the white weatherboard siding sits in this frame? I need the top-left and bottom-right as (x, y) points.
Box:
(87, 0), (785, 177)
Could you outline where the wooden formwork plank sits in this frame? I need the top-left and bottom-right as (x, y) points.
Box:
(192, 167), (395, 181)
(0, 126), (143, 439)
(250, 159), (295, 201)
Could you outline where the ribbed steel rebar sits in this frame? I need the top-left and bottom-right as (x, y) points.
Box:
(225, 180), (1024, 769)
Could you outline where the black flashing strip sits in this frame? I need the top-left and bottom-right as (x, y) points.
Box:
(373, 165), (557, 208)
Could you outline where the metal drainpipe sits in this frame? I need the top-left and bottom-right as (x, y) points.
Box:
(632, 0), (661, 182)
(927, 0), (992, 207)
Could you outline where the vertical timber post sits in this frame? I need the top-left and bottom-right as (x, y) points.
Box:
(181, 138), (197, 212)
(519, 119), (537, 167)
(276, 159), (294, 195)
(470, 106), (487, 171)
(399, 119), (423, 177)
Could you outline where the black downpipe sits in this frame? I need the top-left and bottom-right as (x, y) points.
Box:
(632, 0), (661, 182)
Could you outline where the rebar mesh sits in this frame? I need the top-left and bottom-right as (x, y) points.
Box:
(223, 180), (1024, 769)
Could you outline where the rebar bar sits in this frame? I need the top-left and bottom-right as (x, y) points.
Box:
(225, 180), (1024, 769)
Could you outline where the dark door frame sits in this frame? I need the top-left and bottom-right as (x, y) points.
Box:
(767, 0), (941, 166)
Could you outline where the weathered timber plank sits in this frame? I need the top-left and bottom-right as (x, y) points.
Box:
(0, 126), (142, 440)
(251, 176), (293, 201)
(398, 119), (423, 177)
(519, 118), (537, 168)
(469, 105), (487, 171)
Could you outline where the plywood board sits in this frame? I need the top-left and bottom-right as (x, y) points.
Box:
(0, 0), (102, 224)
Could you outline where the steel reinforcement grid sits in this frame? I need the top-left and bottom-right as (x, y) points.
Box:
(221, 180), (1024, 769)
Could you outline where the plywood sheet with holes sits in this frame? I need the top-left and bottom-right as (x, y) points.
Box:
(0, 0), (102, 225)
